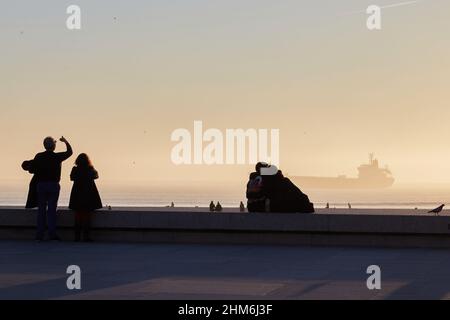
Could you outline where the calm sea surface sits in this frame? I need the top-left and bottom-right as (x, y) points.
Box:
(1, 182), (449, 210)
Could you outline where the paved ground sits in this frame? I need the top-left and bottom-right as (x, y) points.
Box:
(1, 241), (450, 300)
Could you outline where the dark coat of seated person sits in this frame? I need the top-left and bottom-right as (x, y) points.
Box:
(246, 163), (314, 213)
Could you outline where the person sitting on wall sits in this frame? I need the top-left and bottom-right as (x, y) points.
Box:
(246, 162), (315, 213)
(246, 162), (269, 212)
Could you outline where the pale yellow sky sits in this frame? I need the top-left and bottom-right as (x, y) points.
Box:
(1, 0), (450, 188)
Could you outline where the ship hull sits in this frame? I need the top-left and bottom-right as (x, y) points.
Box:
(291, 176), (394, 190)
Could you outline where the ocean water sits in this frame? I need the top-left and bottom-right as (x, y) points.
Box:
(1, 182), (449, 210)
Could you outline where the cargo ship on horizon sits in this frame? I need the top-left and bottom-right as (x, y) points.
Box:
(292, 154), (394, 189)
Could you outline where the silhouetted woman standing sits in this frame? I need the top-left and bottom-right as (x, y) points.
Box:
(69, 154), (102, 242)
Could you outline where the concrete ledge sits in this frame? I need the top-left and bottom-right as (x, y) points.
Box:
(2, 208), (450, 248)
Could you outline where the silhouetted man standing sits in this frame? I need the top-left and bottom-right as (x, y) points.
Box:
(33, 136), (73, 241)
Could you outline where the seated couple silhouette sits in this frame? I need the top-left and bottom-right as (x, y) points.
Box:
(246, 162), (315, 213)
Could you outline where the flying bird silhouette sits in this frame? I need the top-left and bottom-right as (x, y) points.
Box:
(428, 204), (445, 215)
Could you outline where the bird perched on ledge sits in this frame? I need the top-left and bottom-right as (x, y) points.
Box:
(209, 201), (215, 212)
(428, 204), (445, 216)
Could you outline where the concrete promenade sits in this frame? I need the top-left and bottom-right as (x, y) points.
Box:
(2, 208), (450, 300)
(2, 240), (450, 300)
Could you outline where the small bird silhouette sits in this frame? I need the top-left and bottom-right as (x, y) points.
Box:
(428, 204), (445, 215)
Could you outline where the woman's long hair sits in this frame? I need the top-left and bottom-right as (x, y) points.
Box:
(75, 153), (93, 168)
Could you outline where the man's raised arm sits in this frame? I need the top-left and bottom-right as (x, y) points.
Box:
(58, 136), (73, 161)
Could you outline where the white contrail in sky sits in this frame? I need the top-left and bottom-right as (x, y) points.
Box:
(380, 1), (422, 9)
(341, 0), (423, 15)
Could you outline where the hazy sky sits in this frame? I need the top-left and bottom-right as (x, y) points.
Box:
(1, 0), (449, 187)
